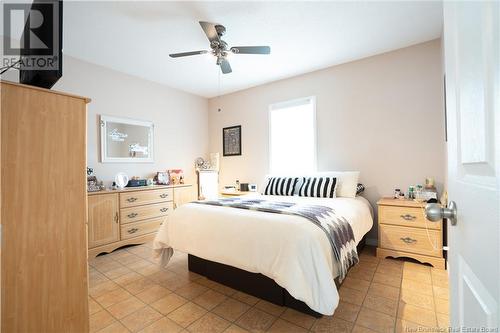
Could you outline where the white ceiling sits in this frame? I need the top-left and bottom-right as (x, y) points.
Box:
(7, 1), (444, 98)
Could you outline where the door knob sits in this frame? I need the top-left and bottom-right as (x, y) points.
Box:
(425, 201), (457, 225)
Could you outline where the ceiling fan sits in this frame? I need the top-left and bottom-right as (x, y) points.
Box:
(169, 21), (271, 74)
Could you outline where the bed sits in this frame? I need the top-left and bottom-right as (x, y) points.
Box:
(153, 192), (373, 316)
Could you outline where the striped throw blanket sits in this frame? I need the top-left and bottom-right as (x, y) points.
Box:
(194, 197), (359, 282)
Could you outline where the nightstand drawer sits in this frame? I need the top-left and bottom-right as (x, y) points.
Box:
(379, 224), (442, 257)
(120, 188), (173, 208)
(121, 202), (173, 224)
(379, 205), (441, 230)
(121, 217), (164, 240)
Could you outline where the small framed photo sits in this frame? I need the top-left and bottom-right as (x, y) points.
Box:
(155, 172), (169, 185)
(223, 125), (241, 156)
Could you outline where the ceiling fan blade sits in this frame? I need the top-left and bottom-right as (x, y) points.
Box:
(169, 50), (208, 58)
(220, 58), (232, 74)
(230, 46), (271, 55)
(199, 21), (220, 43)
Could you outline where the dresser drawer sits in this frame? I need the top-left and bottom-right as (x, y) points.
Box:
(379, 205), (441, 230)
(121, 217), (165, 240)
(120, 188), (173, 208)
(379, 224), (442, 257)
(121, 201), (173, 224)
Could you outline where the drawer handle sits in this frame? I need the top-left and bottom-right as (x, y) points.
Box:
(400, 214), (416, 221)
(126, 197), (138, 202)
(127, 228), (139, 234)
(127, 213), (138, 218)
(400, 237), (417, 244)
(159, 193), (169, 198)
(160, 207), (169, 213)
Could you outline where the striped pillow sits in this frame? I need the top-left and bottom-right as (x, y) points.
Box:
(298, 177), (337, 198)
(263, 177), (299, 196)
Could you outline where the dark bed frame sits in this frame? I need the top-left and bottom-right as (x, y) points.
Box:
(188, 237), (366, 318)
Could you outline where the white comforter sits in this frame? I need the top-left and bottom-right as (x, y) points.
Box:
(153, 195), (373, 315)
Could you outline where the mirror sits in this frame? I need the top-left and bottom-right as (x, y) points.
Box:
(100, 115), (154, 163)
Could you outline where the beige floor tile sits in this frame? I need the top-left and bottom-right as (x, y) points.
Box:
(402, 270), (432, 285)
(90, 310), (116, 333)
(311, 317), (353, 333)
(433, 285), (449, 300)
(347, 267), (375, 282)
(115, 253), (144, 266)
(342, 277), (371, 293)
(231, 291), (260, 306)
(339, 286), (367, 306)
(187, 312), (231, 333)
(378, 259), (404, 270)
(236, 308), (276, 332)
(134, 264), (163, 277)
(267, 318), (308, 333)
(193, 290), (228, 310)
(167, 302), (207, 328)
(254, 300), (286, 317)
(363, 294), (398, 316)
(89, 297), (104, 315)
(175, 282), (209, 300)
(114, 272), (143, 286)
(103, 266), (133, 280)
(401, 279), (433, 296)
(90, 280), (121, 298)
(148, 270), (179, 284)
(139, 317), (183, 333)
(368, 282), (400, 301)
(136, 285), (171, 304)
(355, 308), (395, 333)
(397, 303), (437, 327)
(223, 324), (249, 333)
(332, 301), (360, 322)
(150, 293), (188, 315)
(107, 297), (146, 320)
(97, 261), (126, 274)
(96, 288), (133, 308)
(127, 259), (153, 272)
(372, 272), (402, 288)
(120, 306), (162, 332)
(279, 308), (317, 330)
(96, 321), (130, 333)
(395, 319), (431, 333)
(162, 276), (192, 291)
(124, 277), (156, 295)
(435, 297), (449, 315)
(376, 265), (403, 278)
(399, 289), (435, 310)
(90, 271), (110, 287)
(403, 262), (431, 273)
(212, 298), (251, 322)
(352, 325), (378, 333)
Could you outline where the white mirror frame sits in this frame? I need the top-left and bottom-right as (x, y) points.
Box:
(100, 115), (154, 163)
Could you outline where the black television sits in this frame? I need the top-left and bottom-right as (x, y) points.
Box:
(19, 0), (63, 89)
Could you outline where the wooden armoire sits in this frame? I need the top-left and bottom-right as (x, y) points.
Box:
(1, 81), (90, 332)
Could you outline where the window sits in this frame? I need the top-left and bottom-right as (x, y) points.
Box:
(269, 97), (316, 174)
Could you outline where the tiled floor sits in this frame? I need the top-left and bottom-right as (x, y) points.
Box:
(89, 243), (449, 333)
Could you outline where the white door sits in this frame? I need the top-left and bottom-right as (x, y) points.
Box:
(443, 1), (499, 329)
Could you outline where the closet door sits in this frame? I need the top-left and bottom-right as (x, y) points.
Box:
(88, 193), (120, 248)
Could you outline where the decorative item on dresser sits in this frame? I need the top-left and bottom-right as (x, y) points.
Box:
(377, 198), (445, 269)
(88, 184), (196, 257)
(1, 81), (90, 332)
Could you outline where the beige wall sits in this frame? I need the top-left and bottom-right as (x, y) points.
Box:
(208, 39), (445, 243)
(53, 56), (208, 185)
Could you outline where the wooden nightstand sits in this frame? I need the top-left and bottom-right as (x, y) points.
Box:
(377, 198), (445, 269)
(219, 191), (258, 198)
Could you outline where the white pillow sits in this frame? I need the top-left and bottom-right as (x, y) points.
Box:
(262, 171), (359, 198)
(310, 171), (360, 198)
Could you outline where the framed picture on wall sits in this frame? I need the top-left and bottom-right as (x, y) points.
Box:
(223, 125), (242, 156)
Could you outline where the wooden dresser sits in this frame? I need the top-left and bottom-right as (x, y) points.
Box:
(377, 198), (445, 269)
(88, 184), (195, 257)
(1, 81), (90, 331)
